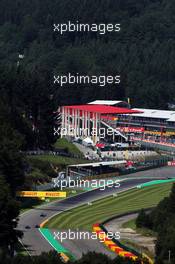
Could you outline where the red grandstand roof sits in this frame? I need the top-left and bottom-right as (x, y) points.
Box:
(63, 104), (141, 114)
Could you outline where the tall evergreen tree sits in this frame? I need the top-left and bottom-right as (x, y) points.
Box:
(0, 176), (22, 257)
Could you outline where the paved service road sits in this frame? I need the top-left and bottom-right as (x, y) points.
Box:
(104, 213), (156, 254)
(18, 166), (175, 257)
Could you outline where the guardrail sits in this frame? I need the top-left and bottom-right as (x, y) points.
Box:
(132, 138), (175, 153)
(24, 149), (84, 159)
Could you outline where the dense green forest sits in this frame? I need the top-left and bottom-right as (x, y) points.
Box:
(0, 0), (174, 148)
(0, 251), (147, 264)
(0, 0), (175, 107)
(0, 100), (24, 256)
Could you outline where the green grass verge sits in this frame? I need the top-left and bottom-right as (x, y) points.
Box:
(45, 183), (173, 231)
(28, 154), (86, 166)
(122, 218), (136, 229)
(15, 241), (29, 256)
(54, 138), (83, 156)
(122, 219), (156, 237)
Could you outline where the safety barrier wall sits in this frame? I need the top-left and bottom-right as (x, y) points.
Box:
(133, 139), (175, 154)
(119, 156), (172, 176)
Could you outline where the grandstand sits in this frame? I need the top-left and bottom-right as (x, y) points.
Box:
(117, 108), (175, 144)
(60, 104), (140, 143)
(58, 101), (175, 150)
